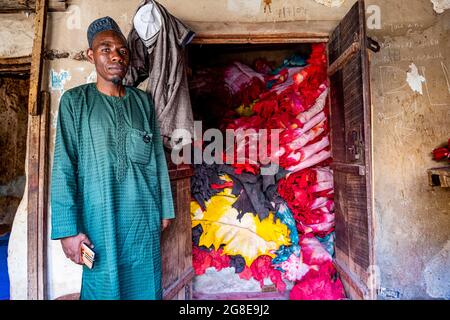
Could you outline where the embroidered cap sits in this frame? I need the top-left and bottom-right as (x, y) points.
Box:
(87, 16), (126, 48)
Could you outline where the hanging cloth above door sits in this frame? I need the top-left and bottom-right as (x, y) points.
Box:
(125, 0), (196, 149)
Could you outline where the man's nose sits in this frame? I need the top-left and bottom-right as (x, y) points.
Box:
(111, 50), (124, 63)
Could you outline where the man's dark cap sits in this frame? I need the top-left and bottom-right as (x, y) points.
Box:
(87, 16), (125, 48)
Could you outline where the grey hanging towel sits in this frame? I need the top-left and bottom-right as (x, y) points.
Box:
(125, 0), (195, 149)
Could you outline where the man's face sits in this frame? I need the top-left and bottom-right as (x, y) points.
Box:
(87, 30), (129, 84)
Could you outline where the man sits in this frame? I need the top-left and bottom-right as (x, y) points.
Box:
(51, 16), (174, 300)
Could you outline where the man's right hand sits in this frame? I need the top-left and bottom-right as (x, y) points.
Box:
(60, 233), (93, 265)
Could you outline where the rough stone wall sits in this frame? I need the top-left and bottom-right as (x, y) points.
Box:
(0, 10), (32, 231)
(0, 78), (29, 227)
(369, 1), (450, 300)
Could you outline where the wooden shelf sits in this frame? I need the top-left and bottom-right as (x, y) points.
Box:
(428, 166), (450, 188)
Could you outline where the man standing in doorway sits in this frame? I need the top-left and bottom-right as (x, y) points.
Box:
(50, 16), (174, 300)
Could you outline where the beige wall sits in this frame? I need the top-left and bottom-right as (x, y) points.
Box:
(0, 13), (34, 58)
(369, 2), (450, 299)
(4, 0), (449, 299)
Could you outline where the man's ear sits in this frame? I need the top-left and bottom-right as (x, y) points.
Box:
(86, 48), (95, 64)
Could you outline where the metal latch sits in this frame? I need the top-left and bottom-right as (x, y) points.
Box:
(348, 126), (364, 161)
(367, 37), (380, 52)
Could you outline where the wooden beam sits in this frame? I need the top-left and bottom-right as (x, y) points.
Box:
(27, 90), (50, 300)
(163, 267), (195, 300)
(331, 162), (366, 176)
(0, 56), (31, 75)
(0, 0), (66, 13)
(0, 56), (31, 65)
(37, 91), (50, 300)
(334, 257), (368, 300)
(192, 33), (328, 44)
(327, 41), (361, 77)
(27, 106), (41, 300)
(27, 0), (47, 116)
(168, 164), (194, 181)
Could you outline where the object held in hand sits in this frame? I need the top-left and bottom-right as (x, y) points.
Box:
(81, 242), (95, 269)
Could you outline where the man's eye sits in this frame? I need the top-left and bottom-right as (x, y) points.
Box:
(101, 48), (110, 53)
(120, 50), (128, 55)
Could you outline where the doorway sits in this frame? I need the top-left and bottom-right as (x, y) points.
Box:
(185, 0), (375, 300)
(0, 64), (30, 300)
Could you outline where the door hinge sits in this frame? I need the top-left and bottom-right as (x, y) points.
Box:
(367, 37), (380, 53)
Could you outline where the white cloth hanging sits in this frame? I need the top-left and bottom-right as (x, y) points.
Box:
(133, 1), (162, 47)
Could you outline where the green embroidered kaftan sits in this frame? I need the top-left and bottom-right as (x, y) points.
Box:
(51, 83), (175, 300)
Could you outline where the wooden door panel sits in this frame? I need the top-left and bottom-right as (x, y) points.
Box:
(345, 174), (370, 272)
(334, 171), (349, 256)
(161, 163), (195, 300)
(328, 0), (374, 299)
(329, 72), (346, 163)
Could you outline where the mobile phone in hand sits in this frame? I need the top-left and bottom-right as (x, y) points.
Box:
(81, 242), (95, 269)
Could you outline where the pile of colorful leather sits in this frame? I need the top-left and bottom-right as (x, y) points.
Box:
(223, 44), (332, 176)
(190, 171), (293, 292)
(276, 168), (345, 299)
(278, 167), (335, 237)
(190, 44), (345, 299)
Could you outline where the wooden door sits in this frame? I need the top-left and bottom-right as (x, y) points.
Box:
(161, 157), (195, 300)
(328, 0), (375, 300)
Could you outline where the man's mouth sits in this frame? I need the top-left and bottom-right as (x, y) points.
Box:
(108, 65), (126, 72)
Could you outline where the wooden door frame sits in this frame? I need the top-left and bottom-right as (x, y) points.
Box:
(191, 33), (329, 45)
(27, 91), (50, 300)
(26, 0), (48, 300)
(360, 0), (376, 299)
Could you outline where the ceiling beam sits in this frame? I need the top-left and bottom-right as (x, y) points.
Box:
(0, 0), (66, 13)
